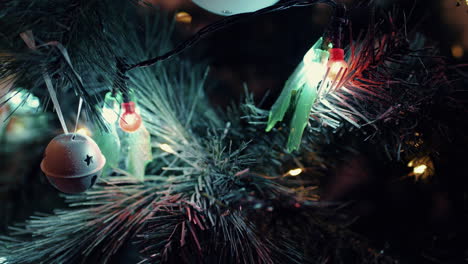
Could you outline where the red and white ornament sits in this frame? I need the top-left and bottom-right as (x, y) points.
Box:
(327, 48), (348, 81)
(119, 101), (142, 132)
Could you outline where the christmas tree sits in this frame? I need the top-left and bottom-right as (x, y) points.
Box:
(1, 0), (468, 263)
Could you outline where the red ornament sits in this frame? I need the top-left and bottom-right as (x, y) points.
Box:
(119, 101), (142, 132)
(327, 48), (348, 81)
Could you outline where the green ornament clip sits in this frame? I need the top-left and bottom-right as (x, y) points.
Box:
(266, 37), (330, 152)
(93, 92), (122, 175)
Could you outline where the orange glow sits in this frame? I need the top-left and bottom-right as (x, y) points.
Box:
(119, 102), (142, 132)
(176, 12), (192, 24)
(451, 44), (464, 58)
(407, 156), (434, 181)
(327, 48), (348, 81)
(413, 164), (427, 175)
(327, 60), (348, 81)
(76, 127), (92, 136)
(442, 0), (468, 50)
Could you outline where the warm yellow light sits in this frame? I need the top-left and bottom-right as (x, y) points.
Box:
(451, 44), (464, 59)
(327, 48), (348, 82)
(327, 60), (348, 81)
(176, 12), (192, 24)
(288, 168), (303, 176)
(413, 164), (427, 175)
(76, 127), (91, 136)
(159, 143), (176, 154)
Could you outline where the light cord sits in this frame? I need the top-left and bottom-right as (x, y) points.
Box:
(125, 0), (340, 72)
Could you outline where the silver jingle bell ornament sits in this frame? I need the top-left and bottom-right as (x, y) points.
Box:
(40, 133), (106, 194)
(192, 0), (279, 16)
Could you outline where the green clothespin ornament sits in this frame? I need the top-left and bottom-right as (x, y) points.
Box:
(126, 122), (152, 181)
(117, 90), (152, 181)
(266, 37), (330, 152)
(92, 91), (122, 175)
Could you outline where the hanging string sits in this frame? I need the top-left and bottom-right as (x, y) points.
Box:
(39, 41), (85, 88)
(20, 31), (69, 134)
(74, 97), (83, 133)
(20, 30), (86, 134)
(42, 71), (69, 134)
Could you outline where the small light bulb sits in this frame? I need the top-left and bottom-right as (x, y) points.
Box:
(9, 91), (24, 105)
(304, 61), (327, 87)
(8, 89), (41, 110)
(413, 164), (427, 175)
(102, 92), (121, 124)
(451, 44), (464, 59)
(327, 48), (348, 81)
(288, 168), (303, 176)
(102, 107), (119, 124)
(159, 143), (176, 154)
(303, 43), (329, 87)
(76, 127), (91, 136)
(176, 12), (192, 24)
(119, 101), (142, 133)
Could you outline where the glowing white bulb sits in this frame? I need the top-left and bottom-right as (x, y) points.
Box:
(159, 143), (176, 154)
(8, 90), (41, 109)
(102, 92), (121, 124)
(102, 107), (119, 124)
(288, 168), (303, 176)
(303, 46), (328, 88)
(9, 92), (23, 105)
(29, 98), (40, 108)
(413, 164), (427, 175)
(304, 62), (327, 88)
